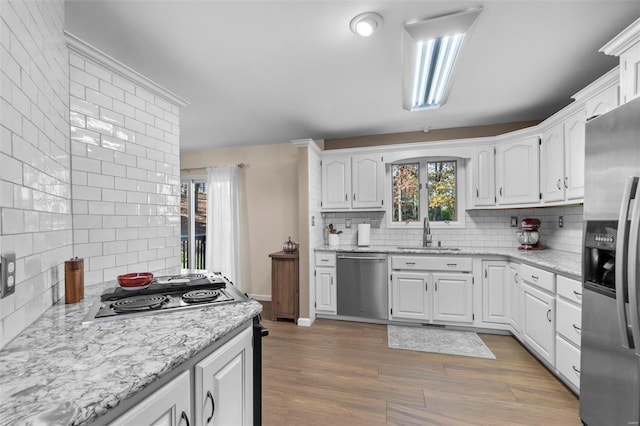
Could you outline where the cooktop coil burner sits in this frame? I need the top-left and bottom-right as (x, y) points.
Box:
(182, 289), (221, 304)
(156, 273), (206, 285)
(112, 295), (169, 313)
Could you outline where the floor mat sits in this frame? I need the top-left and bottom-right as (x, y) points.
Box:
(387, 325), (496, 359)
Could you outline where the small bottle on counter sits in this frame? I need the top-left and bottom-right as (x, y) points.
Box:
(64, 257), (84, 304)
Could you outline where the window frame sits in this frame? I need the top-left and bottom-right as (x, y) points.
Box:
(387, 157), (466, 229)
(181, 175), (207, 270)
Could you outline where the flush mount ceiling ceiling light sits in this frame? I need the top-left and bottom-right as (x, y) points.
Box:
(350, 12), (384, 37)
(403, 7), (482, 111)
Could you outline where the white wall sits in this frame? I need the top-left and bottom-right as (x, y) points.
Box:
(68, 47), (182, 285)
(322, 205), (583, 254)
(0, 0), (72, 348)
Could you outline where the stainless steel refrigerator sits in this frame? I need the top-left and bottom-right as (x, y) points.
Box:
(581, 95), (640, 425)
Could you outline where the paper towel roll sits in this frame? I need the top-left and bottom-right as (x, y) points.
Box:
(358, 223), (371, 246)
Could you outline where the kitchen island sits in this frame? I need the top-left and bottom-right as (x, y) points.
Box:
(0, 281), (262, 425)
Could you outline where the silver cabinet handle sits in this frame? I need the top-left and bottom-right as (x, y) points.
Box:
(321, 259), (329, 262)
(547, 309), (551, 322)
(564, 177), (569, 188)
(514, 273), (519, 284)
(557, 178), (562, 190)
(405, 262), (416, 266)
(476, 188), (479, 198)
(499, 187), (503, 196)
(353, 193), (356, 201)
(573, 324), (581, 332)
(435, 282), (438, 291)
(345, 193), (348, 201)
(572, 365), (581, 374)
(425, 283), (428, 292)
(484, 269), (487, 278)
(446, 263), (457, 267)
(573, 290), (582, 297)
(330, 277), (334, 285)
(206, 391), (215, 423)
(531, 275), (539, 281)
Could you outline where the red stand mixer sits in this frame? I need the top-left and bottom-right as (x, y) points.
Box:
(517, 218), (544, 250)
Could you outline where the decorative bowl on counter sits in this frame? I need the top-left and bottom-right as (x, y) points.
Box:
(117, 272), (154, 290)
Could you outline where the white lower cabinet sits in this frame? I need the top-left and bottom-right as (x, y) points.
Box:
(195, 327), (253, 426)
(432, 273), (473, 323)
(315, 252), (337, 314)
(522, 282), (556, 365)
(390, 271), (431, 321)
(509, 263), (523, 337)
(481, 261), (510, 324)
(555, 334), (581, 390)
(389, 257), (473, 325)
(555, 275), (582, 393)
(110, 371), (192, 426)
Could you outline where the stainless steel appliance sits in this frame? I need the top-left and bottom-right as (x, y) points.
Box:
(336, 252), (388, 320)
(580, 96), (640, 426)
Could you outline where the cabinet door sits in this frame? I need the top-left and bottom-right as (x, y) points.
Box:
(540, 123), (565, 203)
(111, 371), (191, 426)
(509, 263), (523, 336)
(315, 267), (336, 314)
(472, 146), (496, 207)
(432, 273), (473, 323)
(352, 155), (384, 209)
(195, 327), (253, 426)
(620, 44), (640, 104)
(391, 271), (430, 321)
(496, 136), (540, 205)
(482, 261), (510, 324)
(322, 157), (351, 209)
(523, 283), (555, 365)
(564, 109), (586, 200)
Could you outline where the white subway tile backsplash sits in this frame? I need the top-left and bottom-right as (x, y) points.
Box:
(70, 66), (99, 91)
(98, 81), (124, 102)
(86, 117), (114, 136)
(88, 201), (115, 215)
(70, 126), (99, 146)
(86, 145), (114, 163)
(70, 96), (99, 117)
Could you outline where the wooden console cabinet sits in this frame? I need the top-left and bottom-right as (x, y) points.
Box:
(269, 251), (299, 321)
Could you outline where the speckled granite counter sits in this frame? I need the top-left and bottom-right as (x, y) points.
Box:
(315, 245), (582, 278)
(0, 282), (262, 426)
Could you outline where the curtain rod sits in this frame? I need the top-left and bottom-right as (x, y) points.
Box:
(181, 163), (245, 172)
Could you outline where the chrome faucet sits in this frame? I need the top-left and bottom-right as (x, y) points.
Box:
(423, 216), (432, 247)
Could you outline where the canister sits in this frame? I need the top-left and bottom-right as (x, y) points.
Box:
(64, 257), (84, 304)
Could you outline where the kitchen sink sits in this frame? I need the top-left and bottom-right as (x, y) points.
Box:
(396, 246), (461, 251)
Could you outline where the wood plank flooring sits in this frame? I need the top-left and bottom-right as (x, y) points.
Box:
(259, 302), (580, 425)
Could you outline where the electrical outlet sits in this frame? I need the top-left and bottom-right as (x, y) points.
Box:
(345, 219), (352, 228)
(1, 252), (16, 298)
(371, 219), (381, 228)
(510, 216), (518, 227)
(559, 216), (564, 228)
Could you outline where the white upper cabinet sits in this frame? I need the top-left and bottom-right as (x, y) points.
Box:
(540, 109), (586, 203)
(496, 136), (540, 205)
(321, 154), (384, 210)
(540, 123), (565, 203)
(321, 157), (351, 209)
(563, 109), (586, 200)
(600, 17), (640, 105)
(471, 145), (496, 207)
(584, 82), (619, 119)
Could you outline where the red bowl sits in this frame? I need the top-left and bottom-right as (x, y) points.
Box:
(117, 272), (154, 288)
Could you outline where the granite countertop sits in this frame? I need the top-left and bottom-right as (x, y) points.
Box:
(0, 282), (262, 426)
(315, 245), (582, 278)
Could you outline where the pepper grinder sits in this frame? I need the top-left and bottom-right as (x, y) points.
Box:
(64, 257), (84, 304)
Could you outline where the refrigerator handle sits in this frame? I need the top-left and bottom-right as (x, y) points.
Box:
(627, 178), (640, 356)
(615, 176), (637, 349)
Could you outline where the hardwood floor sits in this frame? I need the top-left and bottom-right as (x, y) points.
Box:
(259, 302), (580, 425)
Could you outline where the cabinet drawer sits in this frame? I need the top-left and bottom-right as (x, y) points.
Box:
(556, 335), (581, 390)
(520, 264), (555, 293)
(391, 256), (472, 272)
(315, 252), (336, 267)
(556, 275), (583, 305)
(556, 298), (582, 347)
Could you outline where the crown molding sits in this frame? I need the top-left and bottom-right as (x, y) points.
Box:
(65, 30), (189, 107)
(600, 18), (640, 56)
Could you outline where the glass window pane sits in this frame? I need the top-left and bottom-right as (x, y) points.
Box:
(194, 182), (207, 270)
(180, 183), (189, 269)
(427, 160), (457, 222)
(392, 163), (420, 222)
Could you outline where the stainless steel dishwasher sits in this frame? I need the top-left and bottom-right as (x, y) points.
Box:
(336, 252), (388, 320)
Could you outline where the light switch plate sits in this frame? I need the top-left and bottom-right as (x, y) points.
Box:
(1, 252), (16, 298)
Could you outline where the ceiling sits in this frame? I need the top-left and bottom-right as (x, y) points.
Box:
(65, 1), (640, 152)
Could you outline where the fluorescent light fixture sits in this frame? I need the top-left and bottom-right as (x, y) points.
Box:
(350, 12), (383, 37)
(403, 7), (482, 111)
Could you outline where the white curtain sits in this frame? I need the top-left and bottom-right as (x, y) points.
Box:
(205, 166), (241, 289)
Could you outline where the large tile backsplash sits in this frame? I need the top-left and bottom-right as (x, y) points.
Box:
(0, 0), (72, 348)
(322, 205), (583, 254)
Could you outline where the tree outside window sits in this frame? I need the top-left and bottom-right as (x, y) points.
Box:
(427, 160), (456, 222)
(392, 163), (419, 222)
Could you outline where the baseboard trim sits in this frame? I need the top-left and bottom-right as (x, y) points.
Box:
(297, 318), (312, 327)
(248, 294), (271, 301)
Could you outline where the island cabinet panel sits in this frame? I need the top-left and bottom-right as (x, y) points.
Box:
(195, 327), (253, 426)
(269, 251), (299, 321)
(110, 371), (192, 426)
